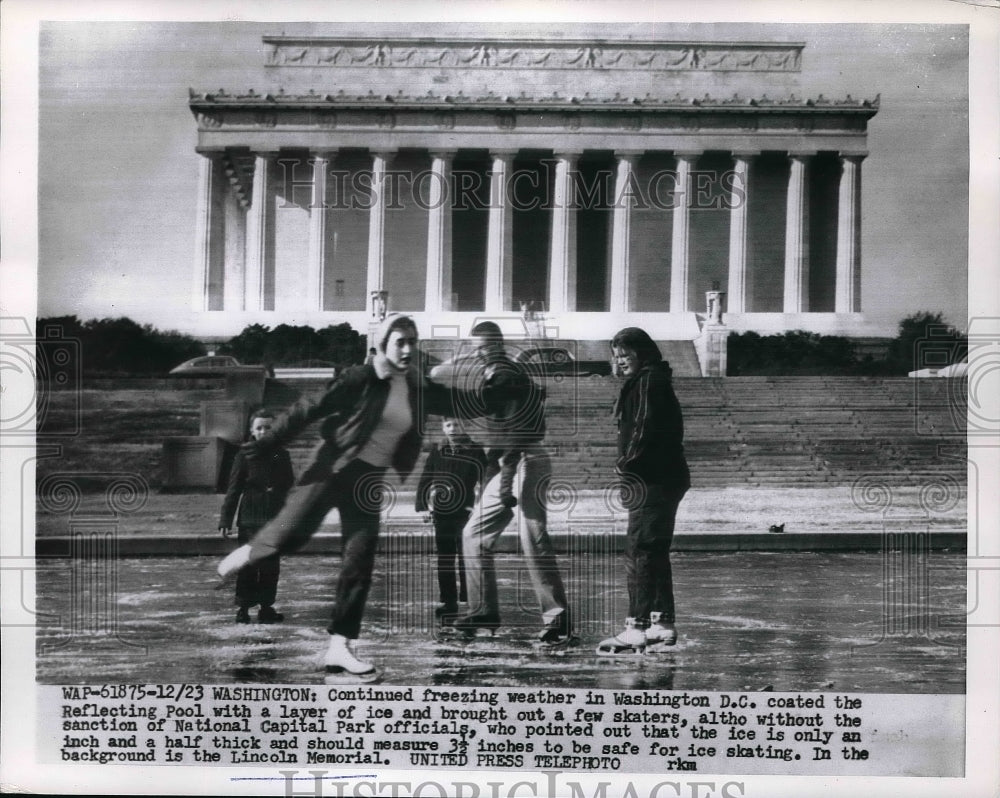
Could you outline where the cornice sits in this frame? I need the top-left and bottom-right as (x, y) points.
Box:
(189, 90), (879, 140)
(261, 37), (805, 73)
(189, 88), (880, 115)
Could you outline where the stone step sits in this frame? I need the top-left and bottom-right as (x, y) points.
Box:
(254, 376), (968, 492)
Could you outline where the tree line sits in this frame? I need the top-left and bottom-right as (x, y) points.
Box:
(36, 311), (964, 378)
(35, 316), (365, 377)
(726, 312), (968, 376)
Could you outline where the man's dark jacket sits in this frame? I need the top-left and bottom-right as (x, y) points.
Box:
(615, 362), (691, 491)
(479, 357), (546, 448)
(427, 354), (546, 449)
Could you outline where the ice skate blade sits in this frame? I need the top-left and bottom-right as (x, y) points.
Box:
(460, 627), (496, 639)
(323, 666), (380, 684)
(595, 644), (646, 658)
(450, 616), (501, 637)
(535, 634), (581, 651)
(644, 640), (677, 653)
(439, 627), (498, 641)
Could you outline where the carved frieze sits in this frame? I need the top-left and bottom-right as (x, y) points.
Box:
(264, 36), (804, 72)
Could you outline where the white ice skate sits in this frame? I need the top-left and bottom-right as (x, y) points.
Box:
(214, 543), (251, 590)
(323, 635), (379, 683)
(595, 617), (647, 656)
(644, 612), (678, 651)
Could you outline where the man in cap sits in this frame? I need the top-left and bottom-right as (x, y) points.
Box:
(429, 320), (574, 647)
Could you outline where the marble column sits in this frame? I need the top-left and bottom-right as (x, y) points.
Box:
(783, 153), (812, 313)
(484, 151), (515, 313)
(835, 153), (865, 313)
(192, 150), (223, 311)
(425, 150), (455, 312)
(222, 182), (246, 312)
(306, 150), (336, 312)
(245, 150), (275, 311)
(548, 151), (580, 315)
(726, 151), (757, 314)
(670, 152), (700, 313)
(366, 150), (394, 318)
(609, 151), (641, 313)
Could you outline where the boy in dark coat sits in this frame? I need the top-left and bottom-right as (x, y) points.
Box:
(415, 417), (487, 620)
(219, 410), (295, 624)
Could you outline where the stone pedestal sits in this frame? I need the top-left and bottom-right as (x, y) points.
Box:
(200, 400), (250, 444)
(695, 325), (729, 377)
(224, 368), (267, 405)
(162, 437), (228, 490)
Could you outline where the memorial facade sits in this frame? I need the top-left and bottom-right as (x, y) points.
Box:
(188, 35), (878, 345)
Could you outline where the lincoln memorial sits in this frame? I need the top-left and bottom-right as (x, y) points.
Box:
(188, 34), (878, 352)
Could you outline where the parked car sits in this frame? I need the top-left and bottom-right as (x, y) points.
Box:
(284, 359), (338, 370)
(272, 360), (338, 380)
(169, 355), (272, 377)
(513, 346), (612, 377)
(937, 359), (968, 377)
(909, 358), (968, 378)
